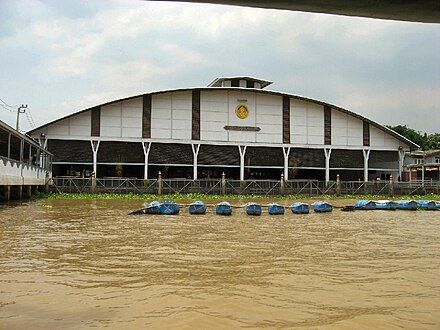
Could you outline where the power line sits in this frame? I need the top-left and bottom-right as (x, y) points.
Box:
(0, 98), (19, 109)
(0, 103), (15, 112)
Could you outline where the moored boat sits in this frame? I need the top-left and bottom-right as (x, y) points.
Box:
(144, 200), (162, 214)
(188, 200), (207, 214)
(313, 201), (333, 212)
(375, 200), (397, 210)
(355, 200), (376, 210)
(416, 200), (437, 210)
(436, 201), (440, 210)
(396, 200), (418, 210)
(246, 202), (262, 216)
(268, 202), (285, 215)
(290, 202), (309, 214)
(158, 200), (180, 215)
(216, 201), (232, 215)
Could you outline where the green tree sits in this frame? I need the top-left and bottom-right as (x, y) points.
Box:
(386, 125), (427, 149)
(386, 125), (439, 150)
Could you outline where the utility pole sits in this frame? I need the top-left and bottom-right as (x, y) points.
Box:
(16, 104), (27, 131)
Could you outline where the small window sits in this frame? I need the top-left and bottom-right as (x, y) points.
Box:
(415, 158), (424, 164)
(435, 157), (440, 163)
(231, 79), (239, 87)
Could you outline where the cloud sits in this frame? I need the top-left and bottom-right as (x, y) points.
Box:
(0, 0), (439, 134)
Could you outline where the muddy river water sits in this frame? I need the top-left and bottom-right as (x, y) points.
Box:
(1, 198), (439, 329)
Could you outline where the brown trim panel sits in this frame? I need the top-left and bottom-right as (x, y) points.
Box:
(142, 94), (151, 139)
(192, 90), (201, 140)
(91, 107), (101, 137)
(324, 105), (331, 145)
(363, 121), (370, 146)
(283, 96), (290, 144)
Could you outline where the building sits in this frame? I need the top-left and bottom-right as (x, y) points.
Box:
(0, 119), (52, 200)
(403, 149), (440, 182)
(28, 76), (418, 183)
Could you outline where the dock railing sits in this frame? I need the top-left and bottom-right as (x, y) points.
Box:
(49, 177), (440, 196)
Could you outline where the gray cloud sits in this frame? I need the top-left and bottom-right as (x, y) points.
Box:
(0, 1), (438, 134)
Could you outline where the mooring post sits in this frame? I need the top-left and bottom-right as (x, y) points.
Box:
(336, 174), (341, 195)
(221, 172), (226, 195)
(5, 185), (10, 202)
(91, 171), (96, 194)
(158, 171), (163, 195)
(280, 172), (285, 195)
(389, 175), (394, 196)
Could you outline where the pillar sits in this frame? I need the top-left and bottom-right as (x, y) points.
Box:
(221, 172), (226, 195)
(280, 172), (285, 195)
(282, 146), (291, 181)
(324, 148), (332, 186)
(5, 186), (10, 202)
(90, 141), (99, 194)
(336, 174), (341, 195)
(191, 144), (201, 180)
(158, 171), (163, 195)
(398, 148), (405, 181)
(389, 174), (394, 196)
(142, 142), (152, 180)
(238, 146), (247, 181)
(362, 149), (371, 182)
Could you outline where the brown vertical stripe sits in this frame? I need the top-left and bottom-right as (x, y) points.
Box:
(192, 90), (200, 140)
(142, 94), (151, 139)
(282, 96), (290, 144)
(363, 121), (370, 146)
(324, 106), (331, 145)
(91, 107), (100, 137)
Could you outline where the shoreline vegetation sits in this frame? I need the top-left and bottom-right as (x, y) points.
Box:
(31, 192), (440, 201)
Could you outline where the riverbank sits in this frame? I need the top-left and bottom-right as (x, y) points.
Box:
(31, 192), (440, 202)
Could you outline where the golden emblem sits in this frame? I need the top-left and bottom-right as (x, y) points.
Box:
(235, 104), (249, 119)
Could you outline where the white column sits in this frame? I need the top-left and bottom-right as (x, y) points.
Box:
(282, 146), (291, 181)
(238, 145), (247, 181)
(191, 144), (201, 180)
(362, 149), (371, 182)
(142, 142), (152, 180)
(90, 140), (100, 176)
(324, 148), (332, 185)
(398, 148), (405, 181)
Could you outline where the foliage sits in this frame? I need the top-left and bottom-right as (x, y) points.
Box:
(386, 125), (439, 150)
(31, 192), (439, 201)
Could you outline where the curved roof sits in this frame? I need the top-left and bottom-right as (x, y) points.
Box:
(28, 86), (419, 149)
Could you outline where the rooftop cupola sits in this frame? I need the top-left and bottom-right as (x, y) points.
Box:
(208, 76), (272, 89)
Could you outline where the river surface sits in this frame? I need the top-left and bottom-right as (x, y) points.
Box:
(0, 198), (439, 329)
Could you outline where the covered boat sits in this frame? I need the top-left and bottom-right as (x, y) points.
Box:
(416, 200), (437, 210)
(375, 200), (397, 210)
(144, 200), (162, 214)
(436, 201), (440, 210)
(355, 200), (376, 210)
(396, 200), (418, 210)
(246, 202), (262, 216)
(313, 201), (333, 212)
(290, 202), (309, 214)
(158, 200), (180, 215)
(268, 202), (284, 215)
(216, 201), (232, 215)
(188, 200), (207, 214)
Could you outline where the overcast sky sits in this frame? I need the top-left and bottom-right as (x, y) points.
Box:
(1, 0), (439, 134)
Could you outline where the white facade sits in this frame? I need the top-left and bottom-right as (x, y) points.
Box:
(28, 77), (418, 181)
